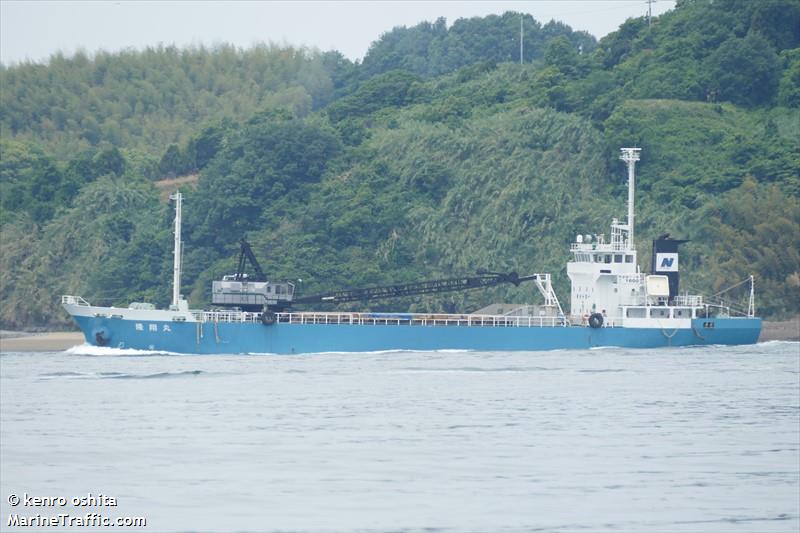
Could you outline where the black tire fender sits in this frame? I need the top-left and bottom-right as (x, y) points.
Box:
(588, 313), (604, 329)
(261, 311), (276, 326)
(93, 328), (110, 346)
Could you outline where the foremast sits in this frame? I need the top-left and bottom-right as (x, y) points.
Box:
(169, 191), (187, 311)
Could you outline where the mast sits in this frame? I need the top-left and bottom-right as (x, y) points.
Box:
(170, 191), (183, 308)
(619, 148), (641, 251)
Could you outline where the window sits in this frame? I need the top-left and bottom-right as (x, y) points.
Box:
(673, 308), (690, 318)
(626, 308), (646, 318)
(614, 255), (623, 263)
(267, 286), (273, 293)
(595, 254), (602, 262)
(625, 255), (633, 263)
(604, 255), (612, 264)
(650, 308), (669, 318)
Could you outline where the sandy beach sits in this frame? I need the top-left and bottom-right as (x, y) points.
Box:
(0, 331), (85, 352)
(759, 318), (800, 342)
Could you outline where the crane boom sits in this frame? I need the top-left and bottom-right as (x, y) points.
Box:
(292, 271), (540, 306)
(234, 238), (266, 282)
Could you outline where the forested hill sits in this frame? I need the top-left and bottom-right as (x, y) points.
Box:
(1, 0), (799, 328)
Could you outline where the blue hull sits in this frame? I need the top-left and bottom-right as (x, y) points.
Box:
(73, 316), (762, 354)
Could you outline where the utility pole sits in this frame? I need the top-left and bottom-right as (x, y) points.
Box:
(647, 0), (653, 28)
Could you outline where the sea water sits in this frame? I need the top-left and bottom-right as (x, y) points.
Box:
(1, 343), (798, 532)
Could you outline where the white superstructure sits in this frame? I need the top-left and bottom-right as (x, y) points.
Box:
(567, 148), (645, 325)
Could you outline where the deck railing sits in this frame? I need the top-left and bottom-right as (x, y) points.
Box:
(61, 295), (91, 306)
(675, 294), (703, 307)
(194, 310), (567, 328)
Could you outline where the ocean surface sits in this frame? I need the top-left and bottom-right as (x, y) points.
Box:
(1, 342), (798, 533)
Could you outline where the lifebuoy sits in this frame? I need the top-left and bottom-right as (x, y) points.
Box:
(261, 311), (276, 326)
(588, 313), (604, 329)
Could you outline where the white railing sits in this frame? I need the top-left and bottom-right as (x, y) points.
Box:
(194, 310), (567, 328)
(675, 294), (703, 307)
(61, 295), (91, 306)
(570, 242), (629, 252)
(195, 310), (261, 323)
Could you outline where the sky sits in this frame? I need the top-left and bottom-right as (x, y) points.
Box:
(0, 0), (676, 66)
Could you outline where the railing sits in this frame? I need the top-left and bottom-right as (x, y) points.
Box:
(61, 296), (568, 327)
(570, 243), (629, 252)
(194, 310), (567, 328)
(194, 310), (261, 323)
(61, 295), (91, 306)
(675, 294), (703, 307)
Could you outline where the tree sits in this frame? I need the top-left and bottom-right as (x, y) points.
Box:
(92, 146), (126, 177)
(544, 36), (579, 77)
(777, 49), (800, 107)
(158, 144), (189, 178)
(189, 116), (341, 248)
(703, 33), (782, 107)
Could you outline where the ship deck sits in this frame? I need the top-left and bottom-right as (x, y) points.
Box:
(197, 310), (569, 328)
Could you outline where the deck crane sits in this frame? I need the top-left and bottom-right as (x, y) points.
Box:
(233, 238), (266, 282)
(211, 240), (563, 316)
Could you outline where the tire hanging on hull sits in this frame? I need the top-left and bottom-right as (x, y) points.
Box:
(93, 328), (110, 346)
(588, 313), (604, 329)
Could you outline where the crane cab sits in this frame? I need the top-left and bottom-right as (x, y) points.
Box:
(210, 238), (295, 311)
(211, 279), (294, 311)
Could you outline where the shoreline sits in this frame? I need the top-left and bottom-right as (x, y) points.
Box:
(0, 331), (85, 352)
(1, 318), (797, 352)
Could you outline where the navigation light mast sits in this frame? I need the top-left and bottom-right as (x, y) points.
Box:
(619, 147), (641, 251)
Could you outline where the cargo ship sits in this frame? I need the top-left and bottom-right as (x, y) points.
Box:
(62, 148), (761, 354)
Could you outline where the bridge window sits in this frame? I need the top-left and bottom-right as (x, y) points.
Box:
(614, 255), (623, 263)
(594, 254), (602, 262)
(625, 255), (633, 263)
(604, 255), (612, 264)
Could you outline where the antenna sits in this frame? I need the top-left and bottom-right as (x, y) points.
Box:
(647, 0), (653, 28)
(169, 190), (183, 308)
(520, 14), (524, 64)
(619, 148), (641, 251)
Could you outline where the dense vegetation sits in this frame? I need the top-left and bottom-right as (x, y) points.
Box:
(1, 0), (798, 328)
